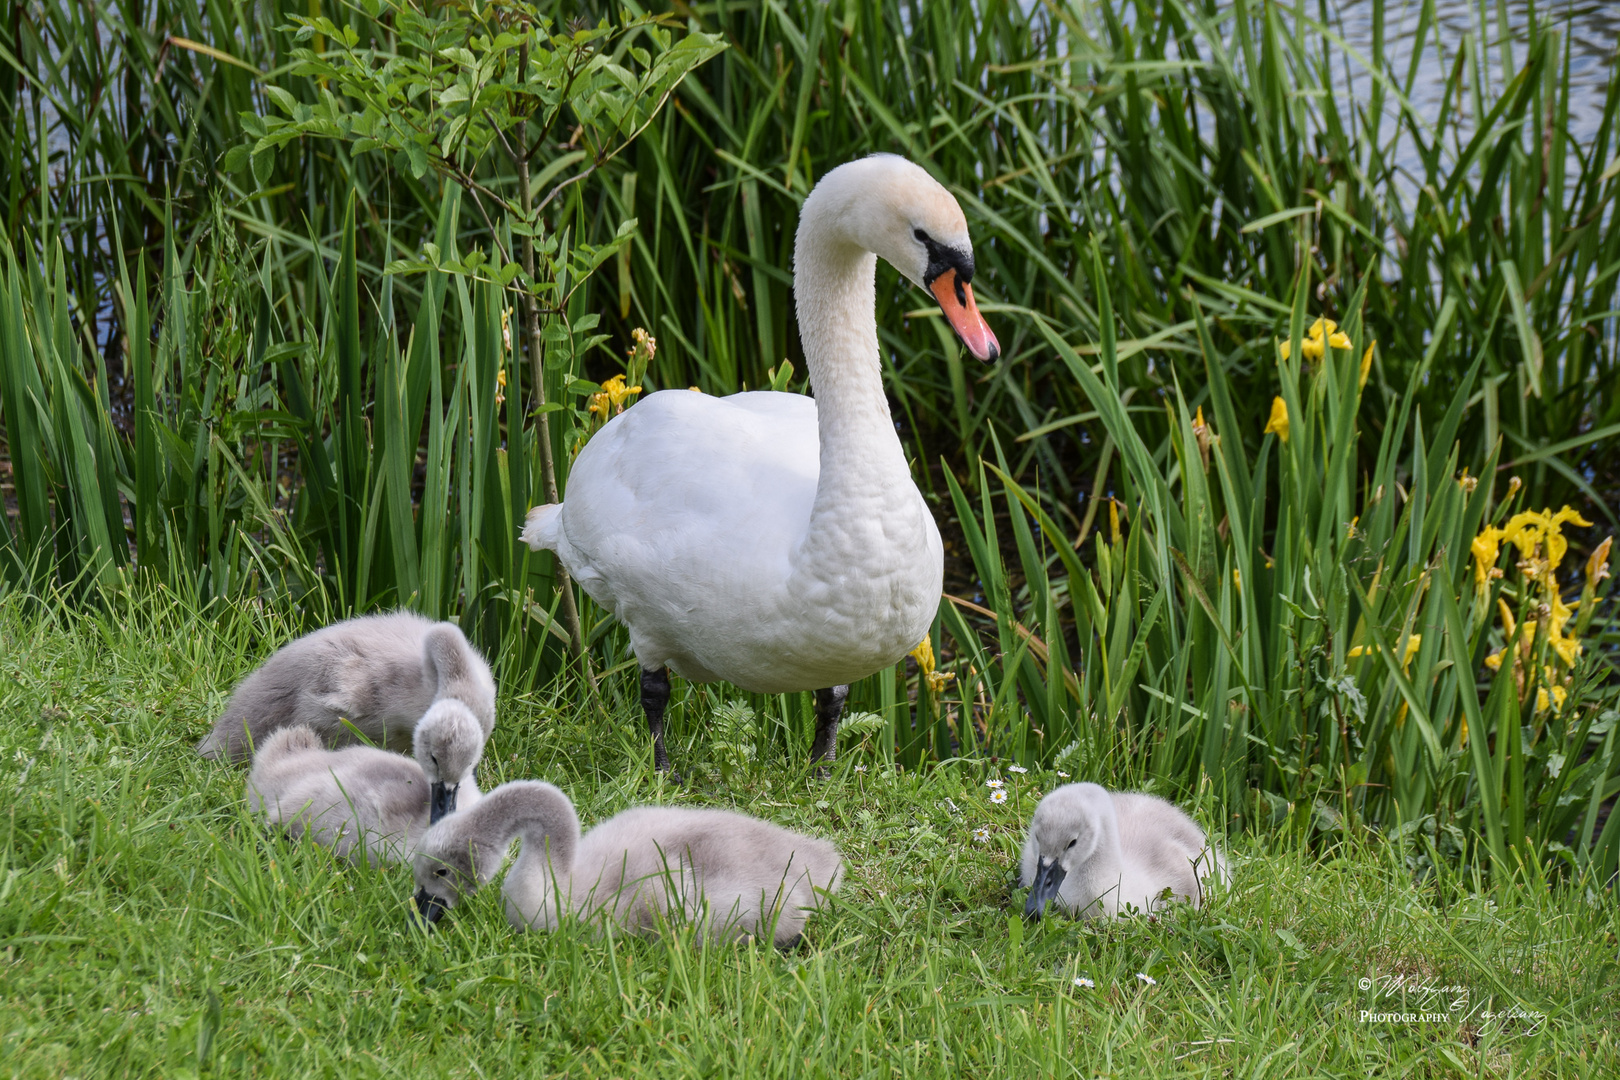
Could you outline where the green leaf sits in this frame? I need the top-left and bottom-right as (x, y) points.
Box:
(266, 86), (298, 115)
(405, 142), (430, 179)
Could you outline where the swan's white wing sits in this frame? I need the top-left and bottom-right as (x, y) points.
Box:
(555, 390), (819, 673)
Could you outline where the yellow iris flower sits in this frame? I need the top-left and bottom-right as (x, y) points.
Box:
(1536, 683), (1568, 714)
(1348, 634), (1421, 666)
(1485, 602), (1582, 671)
(910, 634), (955, 694)
(1349, 634), (1422, 730)
(1500, 505), (1592, 580)
(587, 373), (643, 418)
(1470, 526), (1504, 586)
(1278, 317), (1353, 360)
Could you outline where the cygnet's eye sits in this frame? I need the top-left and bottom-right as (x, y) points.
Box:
(434, 867), (448, 877)
(1066, 838), (1077, 850)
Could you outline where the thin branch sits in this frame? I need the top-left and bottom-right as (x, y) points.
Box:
(514, 35), (585, 663)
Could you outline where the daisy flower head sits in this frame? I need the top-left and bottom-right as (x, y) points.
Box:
(1056, 771), (1070, 778)
(1135, 972), (1157, 986)
(972, 826), (991, 843)
(986, 779), (1005, 789)
(989, 789), (1009, 805)
(1008, 764), (1028, 775)
(1073, 976), (1095, 989)
(854, 764), (867, 773)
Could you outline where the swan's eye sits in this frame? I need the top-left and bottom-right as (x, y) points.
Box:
(913, 227), (929, 243)
(1066, 839), (1077, 849)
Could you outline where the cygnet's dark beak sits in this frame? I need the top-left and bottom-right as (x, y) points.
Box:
(412, 888), (450, 927)
(1024, 856), (1068, 920)
(428, 781), (459, 825)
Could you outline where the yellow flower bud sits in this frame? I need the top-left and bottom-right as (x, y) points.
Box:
(1587, 536), (1613, 588)
(1263, 396), (1289, 443)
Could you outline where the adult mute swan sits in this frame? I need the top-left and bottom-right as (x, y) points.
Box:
(246, 698), (487, 865)
(522, 155), (999, 773)
(1021, 783), (1227, 920)
(197, 611), (496, 762)
(411, 781), (842, 947)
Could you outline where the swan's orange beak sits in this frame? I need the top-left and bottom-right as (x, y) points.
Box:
(929, 268), (1000, 362)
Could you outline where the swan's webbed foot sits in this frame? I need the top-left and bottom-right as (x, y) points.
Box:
(809, 684), (849, 777)
(640, 666), (680, 781)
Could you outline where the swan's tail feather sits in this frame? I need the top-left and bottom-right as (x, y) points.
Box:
(520, 503), (563, 552)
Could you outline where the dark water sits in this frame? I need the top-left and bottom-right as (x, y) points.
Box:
(1055, 0), (1617, 167)
(1332, 0), (1618, 154)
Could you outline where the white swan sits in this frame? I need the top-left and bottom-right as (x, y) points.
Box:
(1021, 783), (1227, 919)
(521, 155), (999, 772)
(246, 699), (488, 865)
(411, 781), (843, 947)
(197, 611), (496, 762)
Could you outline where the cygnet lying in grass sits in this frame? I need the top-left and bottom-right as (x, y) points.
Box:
(1021, 782), (1226, 919)
(411, 781), (843, 947)
(198, 611), (495, 762)
(246, 699), (487, 865)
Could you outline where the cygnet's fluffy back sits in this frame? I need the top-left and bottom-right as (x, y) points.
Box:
(562, 806), (844, 946)
(246, 704), (487, 866)
(1110, 791), (1225, 903)
(198, 611), (495, 761)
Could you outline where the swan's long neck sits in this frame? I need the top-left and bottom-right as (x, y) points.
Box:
(791, 224), (916, 570)
(488, 785), (580, 925)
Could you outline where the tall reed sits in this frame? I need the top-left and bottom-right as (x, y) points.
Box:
(1, 0), (1616, 876)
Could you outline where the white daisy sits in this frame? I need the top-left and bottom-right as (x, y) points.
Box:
(854, 764), (867, 773)
(986, 779), (1005, 789)
(989, 789), (1008, 805)
(1135, 972), (1157, 986)
(1008, 764), (1028, 774)
(1073, 976), (1095, 989)
(972, 826), (991, 843)
(1056, 771), (1070, 778)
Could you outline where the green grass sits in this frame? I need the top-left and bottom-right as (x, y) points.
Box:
(1, 587), (1615, 1077)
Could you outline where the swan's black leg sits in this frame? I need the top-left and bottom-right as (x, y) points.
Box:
(809, 684), (849, 769)
(640, 666), (676, 776)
